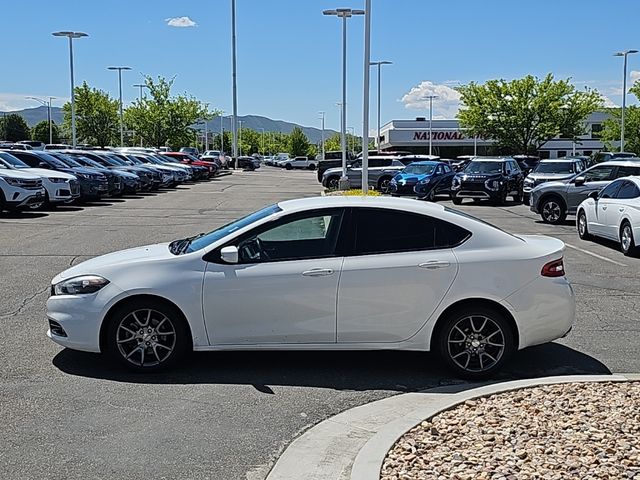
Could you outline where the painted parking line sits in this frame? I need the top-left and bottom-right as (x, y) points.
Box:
(565, 243), (628, 267)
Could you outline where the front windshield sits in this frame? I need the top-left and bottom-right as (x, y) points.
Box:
(533, 162), (575, 174)
(37, 152), (69, 169)
(178, 204), (282, 254)
(464, 161), (503, 174)
(53, 154), (82, 168)
(404, 163), (435, 175)
(0, 152), (29, 168)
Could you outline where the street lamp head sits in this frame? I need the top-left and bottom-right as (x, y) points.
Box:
(323, 9), (338, 15)
(52, 31), (88, 38)
(614, 50), (639, 56)
(108, 66), (132, 71)
(370, 60), (393, 66)
(324, 8), (365, 18)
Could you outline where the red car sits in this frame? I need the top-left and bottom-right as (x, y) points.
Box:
(163, 152), (219, 177)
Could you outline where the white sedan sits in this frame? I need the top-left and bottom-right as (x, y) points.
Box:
(577, 176), (640, 256)
(47, 196), (575, 378)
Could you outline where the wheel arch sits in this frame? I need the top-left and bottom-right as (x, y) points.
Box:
(429, 298), (520, 351)
(99, 294), (194, 353)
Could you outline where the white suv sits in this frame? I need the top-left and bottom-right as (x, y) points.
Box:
(0, 165), (46, 211)
(0, 151), (78, 205)
(284, 156), (317, 170)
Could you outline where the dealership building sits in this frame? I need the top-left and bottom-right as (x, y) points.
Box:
(378, 111), (610, 159)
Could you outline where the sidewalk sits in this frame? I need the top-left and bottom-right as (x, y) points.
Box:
(265, 374), (640, 480)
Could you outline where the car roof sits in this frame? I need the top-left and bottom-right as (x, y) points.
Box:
(597, 159), (640, 166)
(405, 160), (441, 166)
(278, 195), (447, 213)
(540, 158), (579, 163)
(469, 157), (510, 162)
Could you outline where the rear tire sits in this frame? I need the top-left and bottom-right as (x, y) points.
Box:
(105, 299), (190, 372)
(436, 305), (515, 379)
(326, 176), (340, 190)
(577, 210), (592, 241)
(620, 221), (639, 257)
(285, 164), (293, 170)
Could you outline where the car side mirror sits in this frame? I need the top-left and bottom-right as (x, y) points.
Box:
(574, 176), (586, 186)
(220, 245), (238, 264)
(588, 191), (599, 200)
(38, 162), (49, 168)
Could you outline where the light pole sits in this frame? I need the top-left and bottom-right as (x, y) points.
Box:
(52, 31), (88, 147)
(133, 83), (148, 102)
(370, 61), (392, 154)
(231, 0), (239, 168)
(614, 49), (638, 152)
(422, 95), (438, 156)
(318, 111), (325, 160)
(360, 0), (372, 194)
(27, 96), (56, 144)
(323, 7), (364, 190)
(107, 66), (131, 147)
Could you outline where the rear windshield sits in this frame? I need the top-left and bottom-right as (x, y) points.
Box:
(533, 162), (575, 174)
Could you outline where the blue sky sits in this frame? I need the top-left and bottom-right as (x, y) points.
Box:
(2, 0), (639, 134)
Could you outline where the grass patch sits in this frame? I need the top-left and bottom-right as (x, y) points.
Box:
(324, 189), (381, 196)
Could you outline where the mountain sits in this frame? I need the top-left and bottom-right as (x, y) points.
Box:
(1, 107), (338, 144)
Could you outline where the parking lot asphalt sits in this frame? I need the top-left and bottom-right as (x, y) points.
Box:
(1, 167), (639, 479)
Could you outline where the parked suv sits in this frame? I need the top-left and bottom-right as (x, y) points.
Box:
(450, 157), (524, 205)
(283, 156), (316, 170)
(0, 163), (45, 211)
(0, 151), (79, 206)
(179, 147), (200, 157)
(321, 156), (410, 190)
(591, 151), (637, 165)
(523, 157), (587, 205)
(530, 160), (640, 224)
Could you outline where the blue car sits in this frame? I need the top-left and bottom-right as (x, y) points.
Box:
(389, 161), (455, 200)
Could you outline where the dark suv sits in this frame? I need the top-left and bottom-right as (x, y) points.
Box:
(450, 157), (524, 205)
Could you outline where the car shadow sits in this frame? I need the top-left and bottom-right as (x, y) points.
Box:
(52, 343), (610, 393)
(0, 210), (49, 219)
(533, 219), (576, 227)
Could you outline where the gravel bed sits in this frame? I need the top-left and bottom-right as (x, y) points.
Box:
(381, 382), (640, 480)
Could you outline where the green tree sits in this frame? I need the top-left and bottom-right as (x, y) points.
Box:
(0, 113), (30, 141)
(601, 80), (640, 154)
(62, 82), (120, 147)
(456, 74), (603, 154)
(124, 76), (217, 149)
(31, 120), (61, 144)
(288, 127), (310, 157)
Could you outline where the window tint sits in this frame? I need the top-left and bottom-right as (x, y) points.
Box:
(616, 181), (640, 199)
(352, 208), (470, 255)
(11, 153), (39, 167)
(237, 209), (344, 263)
(443, 164), (452, 173)
(584, 165), (615, 182)
(599, 181), (621, 199)
(616, 166), (640, 178)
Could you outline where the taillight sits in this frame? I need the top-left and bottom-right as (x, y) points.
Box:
(542, 258), (565, 277)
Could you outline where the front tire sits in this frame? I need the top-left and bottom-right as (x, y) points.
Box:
(451, 194), (462, 205)
(577, 210), (592, 240)
(378, 177), (392, 194)
(620, 221), (638, 257)
(326, 176), (340, 190)
(285, 163), (293, 170)
(437, 306), (514, 379)
(105, 299), (189, 372)
(540, 196), (566, 224)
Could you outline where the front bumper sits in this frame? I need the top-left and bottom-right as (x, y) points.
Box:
(4, 188), (46, 209)
(390, 182), (418, 195)
(46, 283), (124, 353)
(453, 184), (503, 199)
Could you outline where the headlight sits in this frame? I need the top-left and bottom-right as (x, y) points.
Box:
(75, 173), (88, 179)
(53, 275), (109, 295)
(3, 177), (23, 186)
(48, 177), (67, 183)
(524, 178), (534, 186)
(485, 179), (501, 191)
(451, 177), (461, 190)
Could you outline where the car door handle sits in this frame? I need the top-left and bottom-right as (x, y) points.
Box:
(302, 268), (334, 277)
(602, 206), (607, 210)
(620, 207), (625, 212)
(418, 260), (450, 269)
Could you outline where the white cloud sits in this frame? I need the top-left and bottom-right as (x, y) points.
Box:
(401, 81), (461, 119)
(165, 16), (197, 28)
(631, 70), (640, 84)
(0, 93), (67, 112)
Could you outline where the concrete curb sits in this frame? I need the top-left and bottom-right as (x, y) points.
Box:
(265, 374), (637, 480)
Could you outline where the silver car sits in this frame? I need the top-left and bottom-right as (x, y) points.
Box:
(523, 158), (587, 205)
(529, 160), (640, 224)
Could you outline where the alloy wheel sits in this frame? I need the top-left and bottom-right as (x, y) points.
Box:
(115, 308), (176, 367)
(327, 178), (340, 190)
(447, 315), (506, 373)
(379, 178), (391, 194)
(542, 201), (562, 223)
(621, 224), (632, 253)
(578, 213), (587, 237)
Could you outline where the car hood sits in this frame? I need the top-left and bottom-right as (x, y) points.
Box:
(532, 178), (573, 191)
(52, 243), (174, 283)
(457, 172), (502, 181)
(527, 173), (573, 181)
(394, 173), (432, 182)
(23, 168), (76, 180)
(0, 169), (42, 180)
